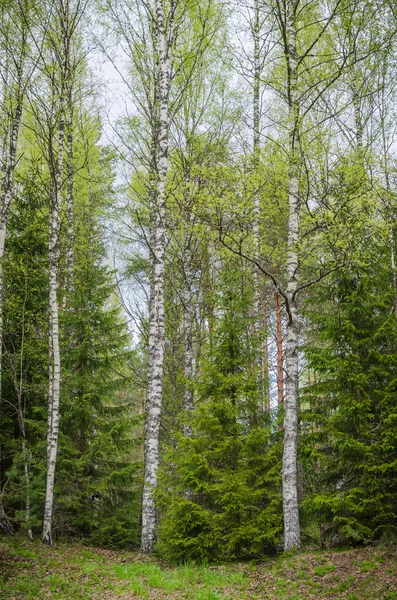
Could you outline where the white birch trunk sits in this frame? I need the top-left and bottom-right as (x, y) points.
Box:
(252, 0), (261, 327)
(0, 100), (23, 407)
(0, 3), (30, 542)
(182, 265), (194, 437)
(66, 88), (75, 292)
(141, 0), (173, 553)
(276, 290), (284, 410)
(251, 0), (270, 407)
(42, 106), (65, 547)
(282, 0), (301, 552)
(390, 224), (397, 320)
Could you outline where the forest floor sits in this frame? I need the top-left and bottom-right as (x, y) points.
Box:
(1, 536), (397, 599)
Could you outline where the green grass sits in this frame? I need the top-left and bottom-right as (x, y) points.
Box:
(1, 536), (396, 599)
(313, 563), (336, 576)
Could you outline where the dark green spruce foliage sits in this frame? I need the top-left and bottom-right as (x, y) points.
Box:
(0, 176), (49, 535)
(0, 147), (143, 547)
(56, 148), (143, 548)
(158, 264), (282, 562)
(301, 250), (397, 545)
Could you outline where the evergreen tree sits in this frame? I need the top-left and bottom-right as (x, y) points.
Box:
(301, 239), (397, 546)
(157, 259), (282, 562)
(0, 172), (48, 537)
(56, 141), (143, 548)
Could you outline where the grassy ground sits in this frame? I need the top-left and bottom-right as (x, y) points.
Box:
(1, 536), (397, 599)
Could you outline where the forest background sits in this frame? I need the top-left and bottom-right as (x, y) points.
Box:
(0, 0), (397, 562)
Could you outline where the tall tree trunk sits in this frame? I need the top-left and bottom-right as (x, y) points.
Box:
(261, 294), (270, 411)
(252, 0), (269, 407)
(282, 0), (301, 552)
(0, 0), (27, 417)
(252, 0), (261, 325)
(380, 112), (397, 319)
(66, 89), (75, 293)
(276, 290), (284, 410)
(15, 258), (33, 540)
(390, 224), (397, 319)
(42, 105), (65, 547)
(352, 82), (364, 151)
(0, 78), (24, 541)
(182, 265), (194, 436)
(141, 0), (173, 553)
(0, 99), (23, 412)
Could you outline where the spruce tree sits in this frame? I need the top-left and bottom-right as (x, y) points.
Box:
(157, 258), (282, 562)
(301, 242), (397, 545)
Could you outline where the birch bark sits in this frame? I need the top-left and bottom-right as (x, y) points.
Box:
(390, 224), (397, 319)
(141, 0), (174, 553)
(42, 104), (65, 546)
(252, 0), (270, 407)
(0, 15), (27, 536)
(276, 290), (284, 410)
(42, 21), (70, 544)
(0, 60), (25, 409)
(182, 263), (194, 437)
(0, 100), (23, 408)
(66, 88), (75, 292)
(41, 0), (82, 544)
(252, 0), (261, 326)
(282, 0), (301, 552)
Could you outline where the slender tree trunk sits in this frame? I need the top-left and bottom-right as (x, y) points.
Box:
(15, 260), (33, 540)
(390, 224), (397, 319)
(0, 97), (24, 538)
(141, 0), (173, 553)
(276, 290), (284, 410)
(380, 113), (397, 319)
(251, 0), (270, 407)
(0, 99), (23, 404)
(42, 105), (65, 547)
(66, 90), (75, 292)
(261, 294), (270, 410)
(282, 0), (301, 552)
(22, 441), (33, 541)
(182, 265), (194, 436)
(352, 83), (364, 151)
(252, 0), (261, 325)
(17, 395), (33, 541)
(384, 156), (397, 320)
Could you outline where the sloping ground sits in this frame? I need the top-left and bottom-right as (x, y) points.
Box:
(0, 536), (396, 599)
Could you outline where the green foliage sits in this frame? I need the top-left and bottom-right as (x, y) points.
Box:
(54, 144), (143, 547)
(301, 239), (397, 546)
(1, 174), (49, 534)
(157, 260), (282, 562)
(0, 125), (143, 548)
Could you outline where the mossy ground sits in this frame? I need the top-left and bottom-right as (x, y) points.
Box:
(1, 536), (397, 599)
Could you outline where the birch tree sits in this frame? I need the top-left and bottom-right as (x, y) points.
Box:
(212, 0), (393, 551)
(138, 0), (174, 552)
(0, 0), (33, 433)
(103, 0), (220, 552)
(269, 0), (393, 551)
(38, 0), (87, 547)
(0, 0), (39, 535)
